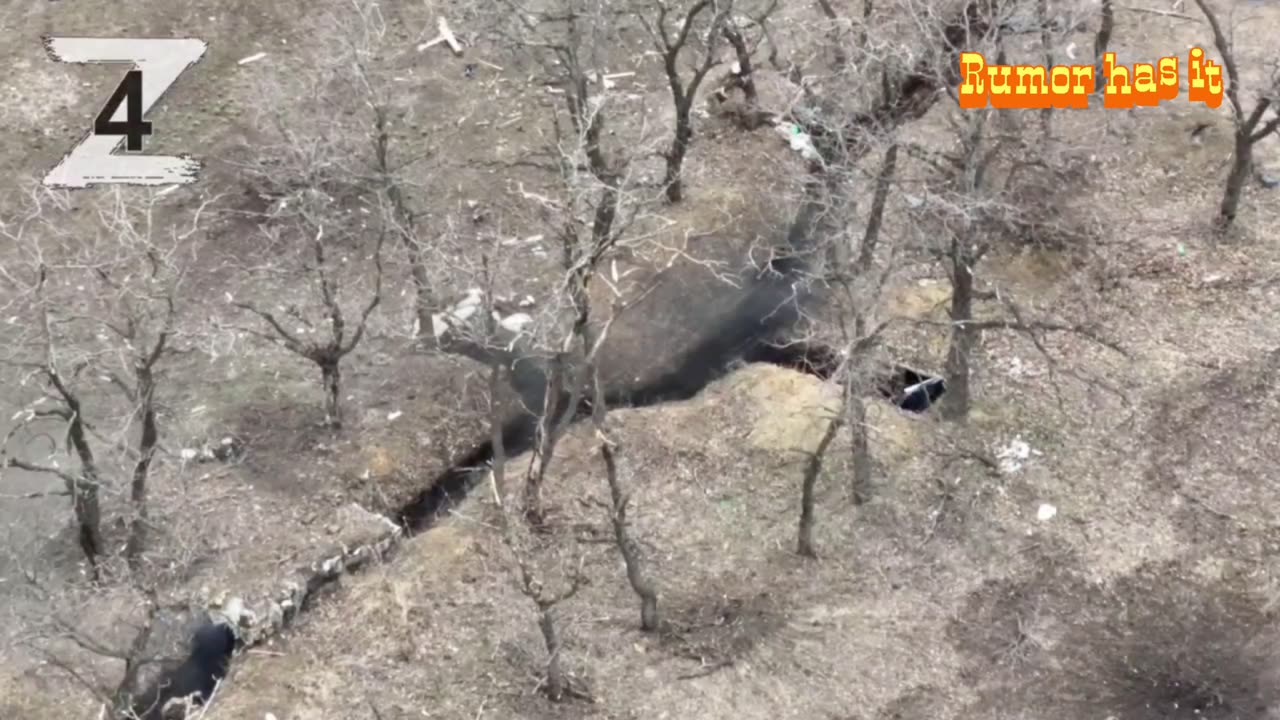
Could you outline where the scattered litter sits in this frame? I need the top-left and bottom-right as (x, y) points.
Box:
(237, 52), (268, 66)
(430, 288), (485, 338)
(500, 234), (544, 247)
(180, 448), (198, 461)
(601, 71), (635, 89)
(1065, 42), (1077, 60)
(497, 312), (532, 334)
(417, 17), (463, 55)
(995, 435), (1039, 474)
(774, 122), (820, 162)
(518, 295), (536, 308)
(387, 410), (402, 422)
(1037, 503), (1058, 521)
(156, 184), (180, 197)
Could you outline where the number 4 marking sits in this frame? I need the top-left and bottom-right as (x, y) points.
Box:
(42, 37), (208, 189)
(95, 69), (152, 152)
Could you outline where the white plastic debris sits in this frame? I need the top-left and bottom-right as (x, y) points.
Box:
(180, 448), (198, 461)
(431, 288), (487, 338)
(775, 122), (821, 162)
(387, 410), (402, 422)
(237, 52), (268, 65)
(1037, 503), (1057, 521)
(996, 435), (1036, 474)
(498, 312), (533, 333)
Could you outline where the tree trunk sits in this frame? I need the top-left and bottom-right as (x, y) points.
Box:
(941, 238), (976, 421)
(601, 443), (659, 631)
(1036, 0), (1053, 137)
(848, 393), (872, 504)
(63, 402), (104, 577)
(72, 482), (102, 579)
(409, 257), (433, 342)
(798, 415), (843, 558)
(815, 0), (850, 69)
(663, 100), (694, 203)
(1094, 0), (1114, 65)
(1219, 132), (1253, 229)
(524, 358), (564, 528)
(320, 360), (342, 428)
(125, 367), (159, 572)
(722, 22), (758, 106)
(538, 606), (565, 701)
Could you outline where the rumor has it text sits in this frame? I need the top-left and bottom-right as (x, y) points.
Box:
(958, 48), (1223, 110)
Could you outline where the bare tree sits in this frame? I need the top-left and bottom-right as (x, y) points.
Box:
(230, 0), (461, 425)
(911, 97), (1124, 422)
(486, 359), (588, 702)
(840, 143), (898, 503)
(836, 1), (1127, 422)
(587, 345), (660, 630)
(0, 185), (208, 578)
(713, 2), (781, 130)
(796, 409), (842, 559)
(497, 0), (662, 525)
(232, 221), (384, 429)
(637, 0), (735, 203)
(1191, 0), (1280, 230)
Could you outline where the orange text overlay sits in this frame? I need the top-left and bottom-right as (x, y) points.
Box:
(957, 48), (1222, 109)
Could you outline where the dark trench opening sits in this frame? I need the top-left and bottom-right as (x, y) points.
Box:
(877, 364), (947, 414)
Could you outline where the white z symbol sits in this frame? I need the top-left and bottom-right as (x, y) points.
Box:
(42, 37), (208, 189)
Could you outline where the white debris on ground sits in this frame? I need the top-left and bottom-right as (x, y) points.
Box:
(995, 434), (1040, 474)
(422, 288), (538, 347)
(417, 17), (463, 55)
(1037, 503), (1058, 521)
(496, 312), (532, 334)
(429, 287), (483, 338)
(178, 436), (242, 464)
(237, 52), (267, 65)
(774, 121), (821, 162)
(997, 354), (1042, 379)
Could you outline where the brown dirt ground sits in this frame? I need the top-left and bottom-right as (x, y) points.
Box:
(5, 0), (1280, 719)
